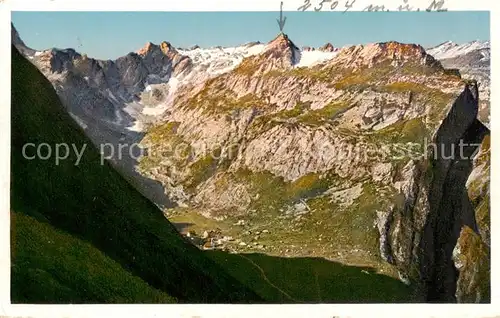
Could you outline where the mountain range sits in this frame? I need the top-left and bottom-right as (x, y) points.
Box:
(11, 23), (491, 303)
(10, 44), (262, 303)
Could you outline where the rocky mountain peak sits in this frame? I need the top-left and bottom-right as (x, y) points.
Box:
(137, 41), (179, 57)
(134, 40), (191, 76)
(137, 41), (155, 55)
(230, 33), (301, 76)
(159, 41), (177, 55)
(331, 41), (441, 70)
(265, 33), (299, 55)
(379, 41), (430, 59)
(319, 42), (336, 52)
(235, 33), (300, 74)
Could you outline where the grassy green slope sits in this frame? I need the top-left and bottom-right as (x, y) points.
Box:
(10, 46), (261, 303)
(207, 251), (413, 303)
(11, 212), (176, 303)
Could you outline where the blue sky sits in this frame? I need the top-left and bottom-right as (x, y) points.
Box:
(12, 11), (490, 60)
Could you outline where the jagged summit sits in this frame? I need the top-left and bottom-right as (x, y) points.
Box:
(329, 41), (442, 70)
(261, 33), (301, 66)
(230, 33), (302, 75)
(133, 41), (192, 77)
(319, 43), (336, 52)
(265, 33), (299, 53)
(377, 41), (430, 58)
(137, 41), (179, 57)
(137, 41), (155, 55)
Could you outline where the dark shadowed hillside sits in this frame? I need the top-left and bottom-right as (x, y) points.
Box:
(10, 45), (262, 304)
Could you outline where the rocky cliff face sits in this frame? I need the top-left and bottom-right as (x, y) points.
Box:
(16, 37), (199, 208)
(454, 129), (490, 302)
(13, 25), (490, 302)
(379, 83), (490, 302)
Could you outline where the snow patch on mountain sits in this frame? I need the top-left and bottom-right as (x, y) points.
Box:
(127, 120), (144, 132)
(295, 50), (337, 67)
(141, 76), (181, 116)
(131, 40), (339, 124)
(480, 49), (490, 62)
(178, 43), (266, 77)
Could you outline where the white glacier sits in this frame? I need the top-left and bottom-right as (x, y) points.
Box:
(295, 50), (337, 67)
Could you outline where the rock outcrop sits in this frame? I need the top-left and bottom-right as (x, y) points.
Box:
(380, 82), (490, 302)
(319, 42), (335, 52)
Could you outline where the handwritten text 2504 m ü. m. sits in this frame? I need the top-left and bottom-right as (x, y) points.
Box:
(297, 0), (447, 12)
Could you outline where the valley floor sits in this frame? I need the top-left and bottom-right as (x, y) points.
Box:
(168, 208), (415, 303)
